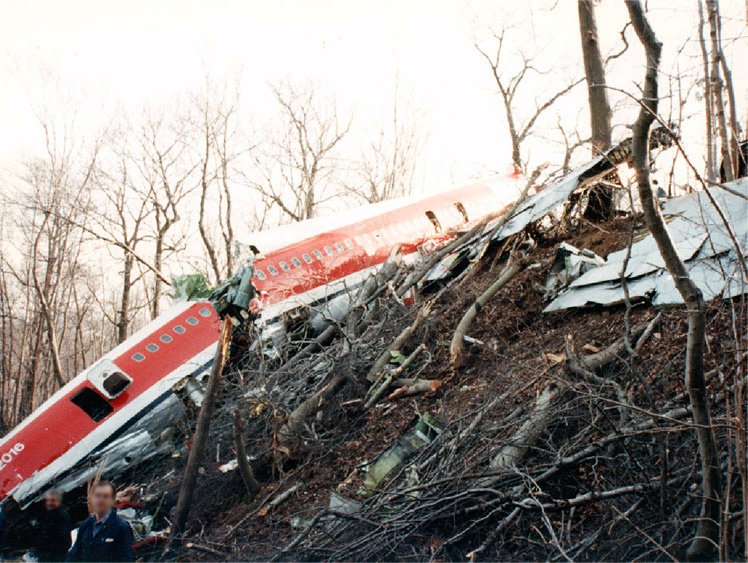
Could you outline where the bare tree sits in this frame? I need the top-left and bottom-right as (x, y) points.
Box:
(625, 2), (722, 559)
(133, 111), (197, 319)
(193, 78), (249, 283)
(475, 28), (583, 170)
(348, 83), (426, 203)
(578, 0), (612, 152)
(706, 0), (741, 182)
(697, 0), (717, 182)
(252, 81), (352, 222)
(578, 0), (616, 220)
(88, 138), (153, 344)
(7, 136), (99, 416)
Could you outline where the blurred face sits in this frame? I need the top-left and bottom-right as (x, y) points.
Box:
(91, 485), (115, 517)
(45, 493), (61, 511)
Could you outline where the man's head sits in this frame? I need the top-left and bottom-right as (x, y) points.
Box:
(44, 489), (62, 511)
(90, 481), (116, 517)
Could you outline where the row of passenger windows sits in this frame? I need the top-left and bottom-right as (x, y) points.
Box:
(130, 307), (212, 362)
(252, 202), (469, 281)
(254, 239), (355, 280)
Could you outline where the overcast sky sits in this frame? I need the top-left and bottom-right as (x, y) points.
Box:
(1, 0), (746, 190)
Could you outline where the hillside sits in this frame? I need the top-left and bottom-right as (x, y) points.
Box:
(117, 209), (744, 562)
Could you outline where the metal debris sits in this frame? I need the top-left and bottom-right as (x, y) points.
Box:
(361, 413), (444, 496)
(542, 242), (605, 299)
(545, 178), (748, 311)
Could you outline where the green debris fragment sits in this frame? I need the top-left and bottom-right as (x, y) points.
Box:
(361, 413), (444, 497)
(208, 263), (257, 318)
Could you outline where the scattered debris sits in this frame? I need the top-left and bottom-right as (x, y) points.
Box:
(541, 242), (605, 298)
(361, 413), (444, 495)
(546, 178), (748, 311)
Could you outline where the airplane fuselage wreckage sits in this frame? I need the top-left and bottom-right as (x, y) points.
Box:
(0, 172), (533, 511)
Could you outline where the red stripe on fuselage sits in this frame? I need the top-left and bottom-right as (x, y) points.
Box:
(0, 303), (221, 499)
(249, 180), (507, 309)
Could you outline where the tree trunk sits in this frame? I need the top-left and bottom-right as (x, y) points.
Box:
(579, 0), (614, 221)
(697, 0), (717, 182)
(710, 0), (742, 180)
(707, 0), (734, 182)
(169, 317), (233, 545)
(116, 253), (133, 344)
(578, 0), (612, 151)
(233, 410), (261, 499)
(625, 3), (722, 559)
(151, 233), (164, 320)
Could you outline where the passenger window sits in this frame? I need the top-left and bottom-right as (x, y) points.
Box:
(302, 253), (313, 264)
(334, 242), (344, 253)
(280, 261), (290, 272)
(160, 334), (172, 344)
(146, 343), (159, 353)
(255, 269), (267, 280)
(173, 325), (186, 334)
(199, 308), (212, 317)
(425, 211), (442, 233)
(70, 388), (113, 423)
(354, 236), (363, 246)
(313, 250), (323, 260)
(291, 257), (302, 268)
(455, 202), (469, 222)
(186, 317), (198, 326)
(324, 246), (334, 256)
(268, 266), (279, 276)
(344, 239), (354, 249)
(132, 353), (145, 362)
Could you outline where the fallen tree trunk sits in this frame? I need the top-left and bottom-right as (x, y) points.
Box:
(489, 381), (566, 471)
(450, 251), (526, 369)
(347, 247), (402, 339)
(366, 303), (432, 383)
(276, 373), (348, 458)
(388, 378), (442, 399)
(365, 343), (427, 408)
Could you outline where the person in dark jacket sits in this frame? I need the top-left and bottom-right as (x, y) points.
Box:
(66, 481), (133, 562)
(36, 489), (72, 562)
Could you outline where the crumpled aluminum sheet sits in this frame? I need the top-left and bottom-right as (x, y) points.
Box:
(545, 178), (748, 312)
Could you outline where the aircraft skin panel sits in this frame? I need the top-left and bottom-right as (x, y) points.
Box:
(0, 172), (525, 505)
(249, 176), (522, 310)
(0, 303), (222, 501)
